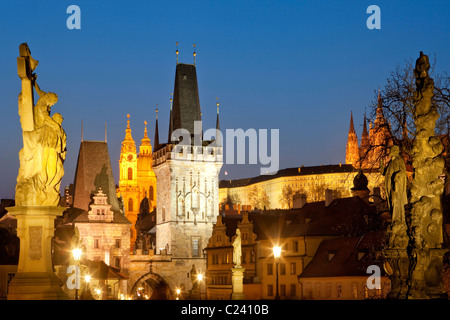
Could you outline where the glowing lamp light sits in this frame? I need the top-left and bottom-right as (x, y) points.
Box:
(273, 246), (281, 259)
(176, 289), (181, 295)
(197, 274), (203, 281)
(85, 275), (91, 283)
(72, 248), (82, 261)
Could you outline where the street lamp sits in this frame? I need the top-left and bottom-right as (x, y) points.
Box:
(196, 273), (204, 300)
(72, 248), (82, 300)
(273, 246), (281, 300)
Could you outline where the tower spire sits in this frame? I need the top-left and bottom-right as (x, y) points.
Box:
(346, 111), (360, 167)
(168, 93), (173, 142)
(349, 111), (355, 133)
(154, 107), (159, 148)
(216, 97), (221, 146)
(81, 120), (83, 142)
(193, 43), (196, 66)
(176, 42), (179, 64)
(105, 122), (107, 143)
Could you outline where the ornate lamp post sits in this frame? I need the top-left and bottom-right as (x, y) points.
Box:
(273, 246), (281, 300)
(72, 248), (82, 300)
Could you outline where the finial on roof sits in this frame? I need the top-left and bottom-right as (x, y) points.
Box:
(176, 42), (179, 64)
(170, 93), (173, 110)
(155, 106), (158, 119)
(105, 122), (107, 143)
(216, 97), (219, 114)
(81, 120), (83, 142)
(193, 43), (196, 65)
(127, 114), (130, 128)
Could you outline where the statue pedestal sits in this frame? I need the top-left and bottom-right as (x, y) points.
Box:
(7, 206), (68, 300)
(385, 248), (410, 299)
(231, 267), (245, 300)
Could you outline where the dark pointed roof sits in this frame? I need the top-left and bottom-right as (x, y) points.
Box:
(349, 111), (355, 133)
(72, 141), (121, 214)
(168, 63), (202, 141)
(154, 109), (159, 149)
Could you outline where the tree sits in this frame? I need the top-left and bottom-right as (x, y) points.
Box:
(279, 185), (294, 209)
(220, 193), (241, 211)
(248, 185), (270, 210)
(361, 56), (450, 171)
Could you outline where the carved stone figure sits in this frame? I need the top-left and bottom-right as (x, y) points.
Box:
(408, 51), (447, 299)
(232, 228), (242, 267)
(15, 43), (66, 206)
(381, 145), (409, 250)
(382, 146), (408, 223)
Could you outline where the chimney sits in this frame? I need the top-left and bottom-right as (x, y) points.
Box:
(293, 194), (307, 208)
(325, 189), (333, 207)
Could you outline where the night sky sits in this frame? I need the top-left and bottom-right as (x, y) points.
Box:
(1, 0), (450, 199)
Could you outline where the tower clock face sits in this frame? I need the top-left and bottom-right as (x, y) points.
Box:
(127, 154), (133, 161)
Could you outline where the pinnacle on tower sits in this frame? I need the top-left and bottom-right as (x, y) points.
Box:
(154, 108), (159, 148)
(345, 111), (360, 167)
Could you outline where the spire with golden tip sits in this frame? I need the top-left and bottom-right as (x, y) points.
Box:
(121, 113), (136, 155)
(193, 43), (196, 66)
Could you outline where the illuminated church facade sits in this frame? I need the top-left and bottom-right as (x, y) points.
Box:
(117, 115), (157, 251)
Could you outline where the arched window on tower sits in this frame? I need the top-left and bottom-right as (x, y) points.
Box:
(128, 167), (133, 180)
(149, 186), (154, 201)
(128, 198), (133, 212)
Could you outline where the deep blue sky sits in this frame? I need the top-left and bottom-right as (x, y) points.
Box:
(1, 0), (450, 199)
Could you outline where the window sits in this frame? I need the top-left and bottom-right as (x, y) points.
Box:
(315, 283), (321, 298)
(326, 283), (332, 298)
(267, 263), (273, 275)
(280, 263), (286, 275)
(290, 262), (296, 275)
(115, 257), (121, 268)
(242, 252), (246, 264)
(290, 284), (296, 297)
(128, 167), (133, 180)
(212, 254), (219, 265)
(337, 283), (343, 299)
(149, 186), (154, 200)
(306, 283), (312, 299)
(128, 198), (133, 212)
(192, 238), (199, 257)
(94, 239), (99, 249)
(280, 284), (286, 297)
(267, 284), (273, 297)
(115, 239), (121, 249)
(293, 241), (298, 253)
(352, 282), (358, 299)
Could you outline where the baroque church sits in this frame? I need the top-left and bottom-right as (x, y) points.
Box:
(117, 114), (157, 251)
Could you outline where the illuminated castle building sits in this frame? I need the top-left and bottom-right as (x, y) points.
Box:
(345, 93), (393, 170)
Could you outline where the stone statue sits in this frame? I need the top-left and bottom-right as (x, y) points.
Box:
(232, 228), (242, 267)
(381, 145), (408, 226)
(15, 43), (66, 207)
(408, 51), (447, 299)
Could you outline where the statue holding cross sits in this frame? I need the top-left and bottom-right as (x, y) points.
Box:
(15, 43), (66, 207)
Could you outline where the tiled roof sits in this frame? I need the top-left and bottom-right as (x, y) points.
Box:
(298, 231), (387, 278)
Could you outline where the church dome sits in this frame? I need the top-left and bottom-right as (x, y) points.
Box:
(351, 170), (369, 191)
